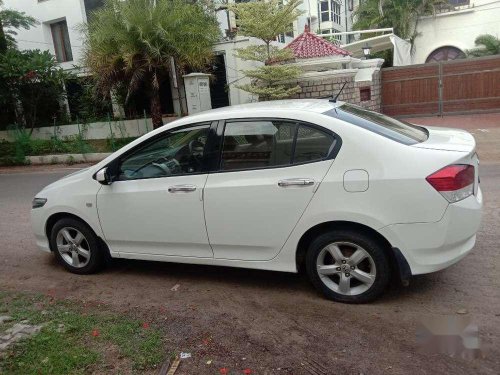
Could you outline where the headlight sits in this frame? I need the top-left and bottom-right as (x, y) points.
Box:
(32, 198), (47, 209)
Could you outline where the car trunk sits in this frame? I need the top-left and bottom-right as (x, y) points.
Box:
(412, 126), (475, 152)
(413, 126), (479, 196)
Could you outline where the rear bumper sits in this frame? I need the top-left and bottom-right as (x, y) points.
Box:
(380, 187), (483, 275)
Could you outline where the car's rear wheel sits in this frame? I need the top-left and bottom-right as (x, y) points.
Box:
(50, 217), (105, 274)
(306, 230), (390, 303)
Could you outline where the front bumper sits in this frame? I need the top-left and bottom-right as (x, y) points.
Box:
(31, 207), (51, 253)
(380, 187), (483, 275)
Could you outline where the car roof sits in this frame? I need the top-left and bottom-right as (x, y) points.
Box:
(174, 99), (345, 124)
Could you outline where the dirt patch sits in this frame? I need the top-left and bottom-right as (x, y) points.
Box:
(0, 159), (499, 373)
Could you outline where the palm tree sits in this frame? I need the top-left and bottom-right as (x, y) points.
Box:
(353, 0), (447, 48)
(82, 0), (220, 128)
(467, 34), (500, 57)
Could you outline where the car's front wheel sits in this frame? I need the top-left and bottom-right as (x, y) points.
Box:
(306, 230), (390, 303)
(50, 217), (105, 274)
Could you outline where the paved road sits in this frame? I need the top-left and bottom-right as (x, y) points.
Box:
(0, 165), (499, 374)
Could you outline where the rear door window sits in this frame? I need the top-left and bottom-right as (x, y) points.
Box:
(294, 125), (335, 163)
(220, 120), (296, 171)
(325, 104), (428, 145)
(219, 120), (338, 171)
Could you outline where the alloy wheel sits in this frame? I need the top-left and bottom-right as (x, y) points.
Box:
(56, 227), (91, 268)
(316, 241), (376, 296)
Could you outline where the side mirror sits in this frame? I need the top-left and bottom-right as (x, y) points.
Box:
(95, 167), (111, 185)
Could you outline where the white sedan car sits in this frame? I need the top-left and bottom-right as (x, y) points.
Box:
(31, 100), (482, 303)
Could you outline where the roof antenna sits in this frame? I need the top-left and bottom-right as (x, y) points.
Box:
(330, 82), (347, 103)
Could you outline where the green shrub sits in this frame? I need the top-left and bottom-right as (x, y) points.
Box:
(0, 140), (15, 157)
(8, 126), (32, 164)
(67, 133), (94, 154)
(66, 155), (76, 165)
(30, 139), (53, 155)
(106, 135), (136, 152)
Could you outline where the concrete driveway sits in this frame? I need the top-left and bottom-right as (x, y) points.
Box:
(0, 157), (499, 373)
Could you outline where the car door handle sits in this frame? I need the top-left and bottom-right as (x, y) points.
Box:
(278, 178), (315, 187)
(168, 185), (197, 193)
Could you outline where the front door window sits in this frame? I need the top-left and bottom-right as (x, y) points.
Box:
(118, 125), (209, 180)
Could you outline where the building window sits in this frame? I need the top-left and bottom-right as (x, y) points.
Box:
(320, 0), (329, 22)
(50, 20), (73, 62)
(425, 46), (465, 63)
(319, 0), (342, 25)
(448, 0), (470, 5)
(321, 28), (341, 43)
(83, 0), (105, 21)
(332, 1), (341, 24)
(360, 87), (371, 102)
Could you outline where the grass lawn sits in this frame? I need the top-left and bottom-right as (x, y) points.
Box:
(0, 291), (167, 374)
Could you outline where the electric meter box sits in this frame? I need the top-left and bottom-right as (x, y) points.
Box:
(183, 73), (212, 115)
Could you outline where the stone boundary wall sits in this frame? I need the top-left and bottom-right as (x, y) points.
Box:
(291, 71), (382, 112)
(27, 152), (112, 165)
(0, 116), (178, 142)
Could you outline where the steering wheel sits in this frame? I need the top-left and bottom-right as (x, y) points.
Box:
(133, 156), (178, 177)
(189, 140), (205, 155)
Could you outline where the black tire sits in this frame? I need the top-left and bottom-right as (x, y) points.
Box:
(50, 217), (105, 274)
(305, 229), (390, 303)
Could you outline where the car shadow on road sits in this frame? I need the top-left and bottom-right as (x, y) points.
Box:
(105, 257), (309, 289)
(101, 257), (442, 303)
(40, 252), (443, 304)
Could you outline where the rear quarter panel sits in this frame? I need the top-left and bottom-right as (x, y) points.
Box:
(274, 114), (471, 269)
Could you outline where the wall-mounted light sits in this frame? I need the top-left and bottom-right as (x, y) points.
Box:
(362, 44), (372, 59)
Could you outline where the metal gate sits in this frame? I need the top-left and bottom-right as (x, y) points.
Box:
(381, 55), (500, 117)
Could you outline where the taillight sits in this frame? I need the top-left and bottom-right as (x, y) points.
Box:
(426, 164), (475, 203)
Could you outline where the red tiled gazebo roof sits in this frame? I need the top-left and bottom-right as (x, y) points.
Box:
(285, 25), (351, 59)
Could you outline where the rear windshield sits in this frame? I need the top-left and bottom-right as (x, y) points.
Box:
(324, 104), (429, 145)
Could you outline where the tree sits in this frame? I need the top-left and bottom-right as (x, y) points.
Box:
(467, 34), (500, 57)
(0, 0), (37, 54)
(82, 0), (220, 128)
(0, 49), (69, 131)
(353, 0), (447, 48)
(230, 0), (303, 101)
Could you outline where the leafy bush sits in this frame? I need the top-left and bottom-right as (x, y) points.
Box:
(106, 135), (135, 152)
(10, 126), (32, 164)
(0, 126), (95, 166)
(0, 50), (70, 131)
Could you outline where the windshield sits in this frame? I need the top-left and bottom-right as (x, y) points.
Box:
(324, 104), (428, 145)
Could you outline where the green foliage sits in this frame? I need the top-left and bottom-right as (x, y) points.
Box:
(0, 125), (95, 166)
(230, 0), (303, 45)
(0, 49), (70, 130)
(0, 291), (164, 374)
(10, 126), (31, 164)
(82, 0), (221, 127)
(353, 0), (448, 50)
(66, 77), (113, 123)
(243, 64), (302, 83)
(0, 10), (37, 50)
(234, 44), (294, 63)
(467, 34), (500, 57)
(107, 135), (136, 152)
(230, 0), (303, 101)
(72, 124), (95, 154)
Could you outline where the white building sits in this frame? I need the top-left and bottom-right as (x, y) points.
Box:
(2, 0), (101, 70)
(213, 0), (359, 106)
(298, 0), (358, 44)
(3, 0), (361, 111)
(412, 0), (500, 64)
